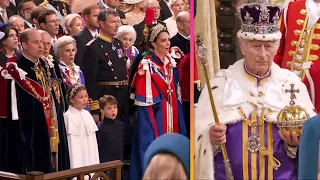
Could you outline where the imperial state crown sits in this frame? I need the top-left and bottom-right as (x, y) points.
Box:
(237, 2), (282, 41)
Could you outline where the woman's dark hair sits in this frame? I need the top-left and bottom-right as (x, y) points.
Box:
(0, 23), (19, 55)
(145, 23), (169, 50)
(66, 84), (87, 105)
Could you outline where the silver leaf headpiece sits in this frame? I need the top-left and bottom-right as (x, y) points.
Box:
(149, 23), (167, 42)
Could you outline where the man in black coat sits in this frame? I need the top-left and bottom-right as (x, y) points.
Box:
(73, 4), (101, 67)
(7, 0), (21, 15)
(0, 0), (15, 23)
(170, 11), (190, 55)
(0, 28), (70, 174)
(82, 9), (128, 124)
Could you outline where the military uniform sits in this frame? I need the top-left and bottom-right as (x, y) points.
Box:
(82, 33), (128, 120)
(274, 0), (320, 112)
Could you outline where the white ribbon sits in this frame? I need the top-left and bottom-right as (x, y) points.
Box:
(11, 81), (18, 120)
(142, 60), (153, 104)
(1, 63), (27, 120)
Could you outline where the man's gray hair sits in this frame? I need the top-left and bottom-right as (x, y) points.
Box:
(8, 15), (24, 22)
(114, 25), (137, 46)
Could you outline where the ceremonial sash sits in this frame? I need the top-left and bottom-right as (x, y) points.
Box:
(3, 63), (52, 132)
(148, 60), (179, 133)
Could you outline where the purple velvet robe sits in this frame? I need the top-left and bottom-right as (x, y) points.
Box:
(214, 120), (297, 180)
(214, 67), (298, 179)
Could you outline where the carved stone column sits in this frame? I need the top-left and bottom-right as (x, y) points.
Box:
(216, 0), (237, 69)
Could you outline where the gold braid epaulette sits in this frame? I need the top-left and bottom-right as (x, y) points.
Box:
(89, 99), (100, 111)
(194, 80), (201, 91)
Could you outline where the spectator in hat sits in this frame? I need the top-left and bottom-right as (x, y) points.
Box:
(64, 13), (83, 36)
(123, 0), (145, 26)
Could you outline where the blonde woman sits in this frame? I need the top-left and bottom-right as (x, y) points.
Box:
(123, 0), (145, 26)
(64, 13), (83, 36)
(143, 134), (189, 180)
(54, 36), (85, 89)
(164, 0), (186, 38)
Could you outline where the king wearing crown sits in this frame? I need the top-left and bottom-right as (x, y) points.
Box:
(195, 2), (317, 180)
(274, 0), (320, 113)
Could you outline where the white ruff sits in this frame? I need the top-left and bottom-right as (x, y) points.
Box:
(194, 59), (317, 179)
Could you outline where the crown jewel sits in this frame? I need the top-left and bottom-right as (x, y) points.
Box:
(238, 2), (281, 38)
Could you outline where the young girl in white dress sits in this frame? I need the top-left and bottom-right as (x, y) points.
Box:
(64, 84), (100, 169)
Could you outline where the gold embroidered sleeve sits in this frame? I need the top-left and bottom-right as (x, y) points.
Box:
(88, 99), (99, 111)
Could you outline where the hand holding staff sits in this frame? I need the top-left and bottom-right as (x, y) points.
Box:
(196, 33), (234, 180)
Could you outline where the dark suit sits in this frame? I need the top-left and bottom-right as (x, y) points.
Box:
(7, 0), (21, 15)
(0, 9), (15, 23)
(23, 21), (33, 29)
(49, 46), (59, 63)
(73, 27), (94, 67)
(97, 118), (124, 162)
(170, 32), (190, 55)
(96, 118), (124, 180)
(159, 0), (172, 21)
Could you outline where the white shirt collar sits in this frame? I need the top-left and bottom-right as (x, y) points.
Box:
(88, 29), (99, 38)
(0, 7), (5, 12)
(51, 36), (57, 45)
(178, 32), (190, 40)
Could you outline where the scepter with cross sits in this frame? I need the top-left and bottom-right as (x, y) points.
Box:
(196, 33), (234, 180)
(285, 83), (300, 105)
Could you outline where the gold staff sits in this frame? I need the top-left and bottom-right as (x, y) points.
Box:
(196, 33), (234, 180)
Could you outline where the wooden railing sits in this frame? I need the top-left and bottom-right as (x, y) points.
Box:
(0, 160), (123, 180)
